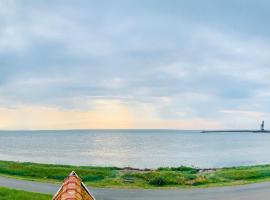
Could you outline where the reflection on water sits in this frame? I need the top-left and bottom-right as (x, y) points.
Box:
(0, 130), (270, 168)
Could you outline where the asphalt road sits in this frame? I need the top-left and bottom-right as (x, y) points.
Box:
(1, 176), (270, 200)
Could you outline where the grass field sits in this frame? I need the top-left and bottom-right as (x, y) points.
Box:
(1, 160), (270, 188)
(0, 187), (51, 200)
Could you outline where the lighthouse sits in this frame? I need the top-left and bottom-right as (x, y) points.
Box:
(261, 121), (265, 131)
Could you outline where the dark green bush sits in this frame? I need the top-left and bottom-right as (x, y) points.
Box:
(149, 177), (165, 186)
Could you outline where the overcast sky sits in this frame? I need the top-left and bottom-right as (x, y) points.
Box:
(0, 0), (270, 129)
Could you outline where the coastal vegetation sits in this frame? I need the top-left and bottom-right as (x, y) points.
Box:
(0, 187), (51, 200)
(1, 160), (270, 188)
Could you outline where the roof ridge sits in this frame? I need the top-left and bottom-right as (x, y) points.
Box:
(53, 171), (96, 200)
(69, 170), (79, 177)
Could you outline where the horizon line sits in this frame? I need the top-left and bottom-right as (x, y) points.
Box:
(0, 128), (264, 132)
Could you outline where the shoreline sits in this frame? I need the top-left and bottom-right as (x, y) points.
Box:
(1, 160), (270, 189)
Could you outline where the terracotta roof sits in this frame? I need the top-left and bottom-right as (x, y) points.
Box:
(52, 171), (95, 200)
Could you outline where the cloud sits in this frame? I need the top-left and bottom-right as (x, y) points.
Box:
(0, 0), (270, 129)
(0, 100), (135, 129)
(220, 110), (266, 118)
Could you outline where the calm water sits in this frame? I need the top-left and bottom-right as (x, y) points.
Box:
(1, 130), (270, 168)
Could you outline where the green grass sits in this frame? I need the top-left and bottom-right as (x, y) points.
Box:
(0, 187), (51, 200)
(2, 160), (270, 188)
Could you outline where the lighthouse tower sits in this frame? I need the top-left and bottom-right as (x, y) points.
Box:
(261, 121), (265, 131)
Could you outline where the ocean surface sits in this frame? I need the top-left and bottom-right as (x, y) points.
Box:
(1, 130), (270, 169)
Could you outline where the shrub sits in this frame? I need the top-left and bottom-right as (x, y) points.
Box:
(149, 177), (165, 186)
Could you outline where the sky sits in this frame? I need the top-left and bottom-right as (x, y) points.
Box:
(0, 0), (270, 130)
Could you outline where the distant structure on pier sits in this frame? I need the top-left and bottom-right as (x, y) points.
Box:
(201, 120), (270, 133)
(261, 120), (265, 131)
(52, 171), (95, 200)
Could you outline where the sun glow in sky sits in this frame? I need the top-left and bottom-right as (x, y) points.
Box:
(1, 0), (270, 129)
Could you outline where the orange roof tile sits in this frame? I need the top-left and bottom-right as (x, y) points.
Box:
(52, 171), (95, 200)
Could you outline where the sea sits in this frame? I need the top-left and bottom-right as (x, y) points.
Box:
(0, 129), (270, 169)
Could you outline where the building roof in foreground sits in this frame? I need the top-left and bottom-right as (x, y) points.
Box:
(52, 171), (95, 200)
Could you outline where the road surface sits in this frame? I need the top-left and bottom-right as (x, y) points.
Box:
(1, 176), (270, 200)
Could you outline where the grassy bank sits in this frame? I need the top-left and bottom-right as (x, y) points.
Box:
(0, 187), (51, 200)
(1, 160), (270, 188)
